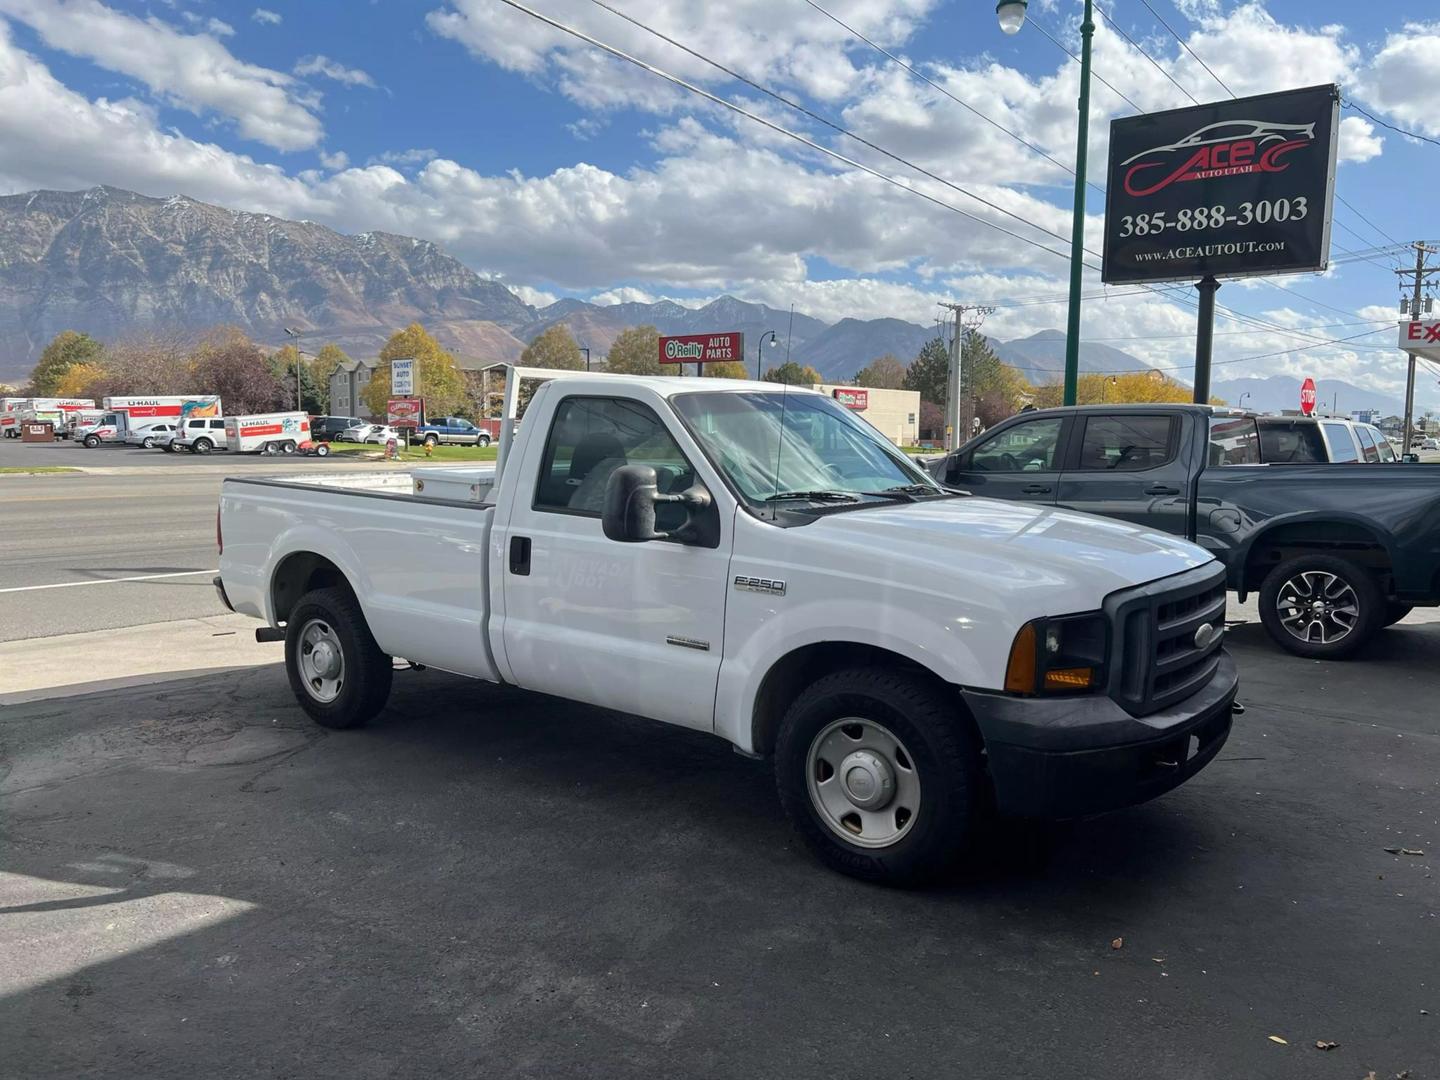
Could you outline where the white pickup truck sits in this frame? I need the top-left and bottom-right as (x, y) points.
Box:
(216, 368), (1239, 883)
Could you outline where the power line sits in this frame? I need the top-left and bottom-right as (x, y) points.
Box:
(1091, 324), (1395, 374)
(1093, 3), (1198, 106)
(799, 0), (1097, 194)
(1342, 100), (1440, 150)
(1133, 0), (1233, 96)
(1026, 17), (1143, 112)
(1335, 193), (1403, 248)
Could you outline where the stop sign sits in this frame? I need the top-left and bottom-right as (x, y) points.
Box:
(1300, 377), (1317, 416)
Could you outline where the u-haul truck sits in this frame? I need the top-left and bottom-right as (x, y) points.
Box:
(2, 398), (95, 437)
(224, 412), (319, 455)
(77, 396), (221, 447)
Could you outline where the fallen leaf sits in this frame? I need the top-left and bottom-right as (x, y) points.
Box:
(1401, 849), (1424, 856)
(1314, 1040), (1338, 1051)
(1111, 937), (1123, 950)
(1151, 957), (1165, 963)
(1268, 1035), (1288, 1045)
(1385, 847), (1402, 854)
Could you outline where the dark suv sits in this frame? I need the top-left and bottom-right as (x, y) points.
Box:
(310, 416), (362, 442)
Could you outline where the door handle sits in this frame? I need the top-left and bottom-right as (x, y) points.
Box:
(509, 536), (531, 576)
(1021, 484), (1052, 494)
(1144, 484), (1180, 495)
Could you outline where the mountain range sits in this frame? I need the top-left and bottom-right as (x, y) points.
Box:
(1, 185), (1423, 414)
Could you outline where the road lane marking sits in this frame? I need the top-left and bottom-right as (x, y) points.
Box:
(0, 570), (218, 594)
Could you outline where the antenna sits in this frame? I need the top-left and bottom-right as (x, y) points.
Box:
(770, 379), (790, 521)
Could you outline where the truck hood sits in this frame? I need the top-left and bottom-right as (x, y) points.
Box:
(806, 495), (1213, 598)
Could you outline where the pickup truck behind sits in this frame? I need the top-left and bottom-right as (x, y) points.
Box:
(931, 404), (1440, 659)
(416, 416), (498, 447)
(218, 370), (1240, 884)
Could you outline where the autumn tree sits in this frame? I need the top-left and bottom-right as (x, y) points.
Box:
(30, 331), (103, 394)
(191, 328), (286, 414)
(520, 324), (584, 371)
(1032, 370), (1196, 409)
(705, 361), (749, 379)
(763, 361), (821, 386)
(604, 325), (661, 375)
(361, 323), (465, 417)
(93, 329), (193, 397)
(308, 343), (350, 412)
(903, 337), (949, 405)
(53, 362), (107, 398)
(854, 354), (906, 389)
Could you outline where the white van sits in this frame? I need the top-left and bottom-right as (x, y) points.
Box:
(172, 416), (230, 454)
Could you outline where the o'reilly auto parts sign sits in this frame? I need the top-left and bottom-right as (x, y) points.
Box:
(658, 332), (744, 365)
(1102, 84), (1338, 284)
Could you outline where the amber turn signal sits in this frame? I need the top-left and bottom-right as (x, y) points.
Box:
(1004, 622), (1038, 693)
(1043, 666), (1095, 691)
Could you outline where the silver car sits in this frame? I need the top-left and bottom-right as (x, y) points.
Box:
(124, 422), (176, 450)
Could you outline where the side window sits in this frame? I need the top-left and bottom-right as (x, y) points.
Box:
(1258, 421), (1325, 463)
(211, 419), (225, 430)
(1208, 417), (1261, 466)
(1077, 416), (1175, 471)
(1354, 425), (1380, 463)
(1322, 422), (1359, 462)
(1370, 428), (1397, 462)
(968, 418), (1064, 473)
(534, 397), (696, 520)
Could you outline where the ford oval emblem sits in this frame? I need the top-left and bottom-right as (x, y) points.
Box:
(1193, 622), (1221, 649)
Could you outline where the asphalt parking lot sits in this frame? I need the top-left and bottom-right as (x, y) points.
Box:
(2, 611), (1436, 1078)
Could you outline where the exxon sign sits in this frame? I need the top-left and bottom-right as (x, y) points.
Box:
(658, 332), (744, 365)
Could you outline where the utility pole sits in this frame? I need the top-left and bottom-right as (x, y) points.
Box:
(938, 302), (995, 450)
(1396, 241), (1440, 455)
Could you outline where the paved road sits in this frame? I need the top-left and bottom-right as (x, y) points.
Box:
(2, 615), (1436, 1078)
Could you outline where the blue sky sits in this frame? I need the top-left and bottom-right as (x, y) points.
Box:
(0, 0), (1437, 404)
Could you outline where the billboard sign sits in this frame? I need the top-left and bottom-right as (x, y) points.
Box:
(1399, 320), (1440, 359)
(1102, 84), (1339, 284)
(391, 357), (416, 397)
(658, 332), (744, 365)
(832, 387), (869, 409)
(387, 397), (423, 428)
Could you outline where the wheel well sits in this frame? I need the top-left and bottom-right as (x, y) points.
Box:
(1243, 521), (1393, 593)
(749, 642), (956, 758)
(271, 552), (352, 625)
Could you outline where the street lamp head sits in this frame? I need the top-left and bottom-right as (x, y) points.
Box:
(996, 0), (1027, 35)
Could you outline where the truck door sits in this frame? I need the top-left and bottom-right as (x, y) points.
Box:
(1056, 412), (1190, 535)
(942, 414), (1067, 506)
(496, 392), (731, 732)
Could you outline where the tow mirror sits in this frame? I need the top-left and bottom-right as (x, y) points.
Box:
(602, 464), (715, 544)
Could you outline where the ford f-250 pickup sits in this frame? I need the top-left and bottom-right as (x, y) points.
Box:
(931, 404), (1440, 659)
(216, 369), (1240, 883)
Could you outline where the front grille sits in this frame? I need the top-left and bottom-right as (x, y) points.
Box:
(1108, 564), (1227, 716)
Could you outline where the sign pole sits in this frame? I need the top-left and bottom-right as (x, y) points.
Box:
(1193, 275), (1219, 404)
(1402, 352), (1417, 456)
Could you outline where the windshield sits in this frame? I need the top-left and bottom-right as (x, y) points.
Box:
(671, 390), (941, 507)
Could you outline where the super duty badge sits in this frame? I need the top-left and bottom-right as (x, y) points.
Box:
(734, 575), (786, 596)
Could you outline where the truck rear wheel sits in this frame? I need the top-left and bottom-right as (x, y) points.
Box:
(775, 667), (983, 885)
(424, 434), (438, 447)
(1259, 554), (1384, 660)
(284, 587), (393, 729)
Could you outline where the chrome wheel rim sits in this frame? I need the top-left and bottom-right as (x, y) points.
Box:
(297, 619), (345, 703)
(806, 717), (921, 849)
(1277, 570), (1360, 645)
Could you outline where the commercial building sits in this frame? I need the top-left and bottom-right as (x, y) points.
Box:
(814, 384), (920, 447)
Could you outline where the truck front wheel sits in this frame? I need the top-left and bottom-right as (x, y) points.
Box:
(284, 587), (393, 729)
(83, 434), (100, 448)
(1259, 554), (1384, 660)
(775, 667), (983, 885)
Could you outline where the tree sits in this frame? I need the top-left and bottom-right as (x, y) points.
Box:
(91, 329), (193, 398)
(53, 362), (106, 398)
(361, 322), (465, 417)
(604, 325), (662, 375)
(763, 361), (821, 386)
(190, 327), (286, 414)
(706, 361), (750, 379)
(308, 343), (350, 413)
(520, 324), (584, 371)
(958, 329), (1033, 429)
(1031, 370), (1197, 409)
(854, 354), (906, 389)
(30, 331), (103, 394)
(903, 337), (950, 405)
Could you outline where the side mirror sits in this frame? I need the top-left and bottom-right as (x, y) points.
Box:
(602, 464), (715, 545)
(1402, 453), (1420, 463)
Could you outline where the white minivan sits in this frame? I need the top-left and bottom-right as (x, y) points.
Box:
(172, 416), (229, 454)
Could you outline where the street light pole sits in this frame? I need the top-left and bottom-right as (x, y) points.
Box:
(580, 347), (591, 372)
(283, 326), (304, 411)
(998, 0), (1090, 407)
(1239, 392), (1251, 409)
(757, 330), (778, 379)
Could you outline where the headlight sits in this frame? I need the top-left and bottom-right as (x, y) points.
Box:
(1004, 613), (1108, 695)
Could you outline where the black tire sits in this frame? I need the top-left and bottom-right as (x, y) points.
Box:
(141, 437), (155, 449)
(314, 443), (331, 457)
(1383, 602), (1413, 627)
(775, 667), (984, 886)
(424, 435), (438, 448)
(1258, 554), (1385, 660)
(192, 438), (212, 455)
(162, 443), (175, 453)
(83, 434), (100, 448)
(477, 435), (491, 448)
(281, 440), (297, 455)
(284, 587), (393, 729)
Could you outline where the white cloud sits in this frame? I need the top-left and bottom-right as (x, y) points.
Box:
(590, 287), (660, 306)
(181, 12), (234, 37)
(251, 8), (280, 25)
(372, 148), (439, 167)
(1338, 116), (1382, 164)
(294, 54), (377, 89)
(1357, 22), (1440, 139)
(318, 149), (349, 171)
(510, 284), (559, 308)
(0, 0), (322, 150)
(567, 116), (603, 141)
